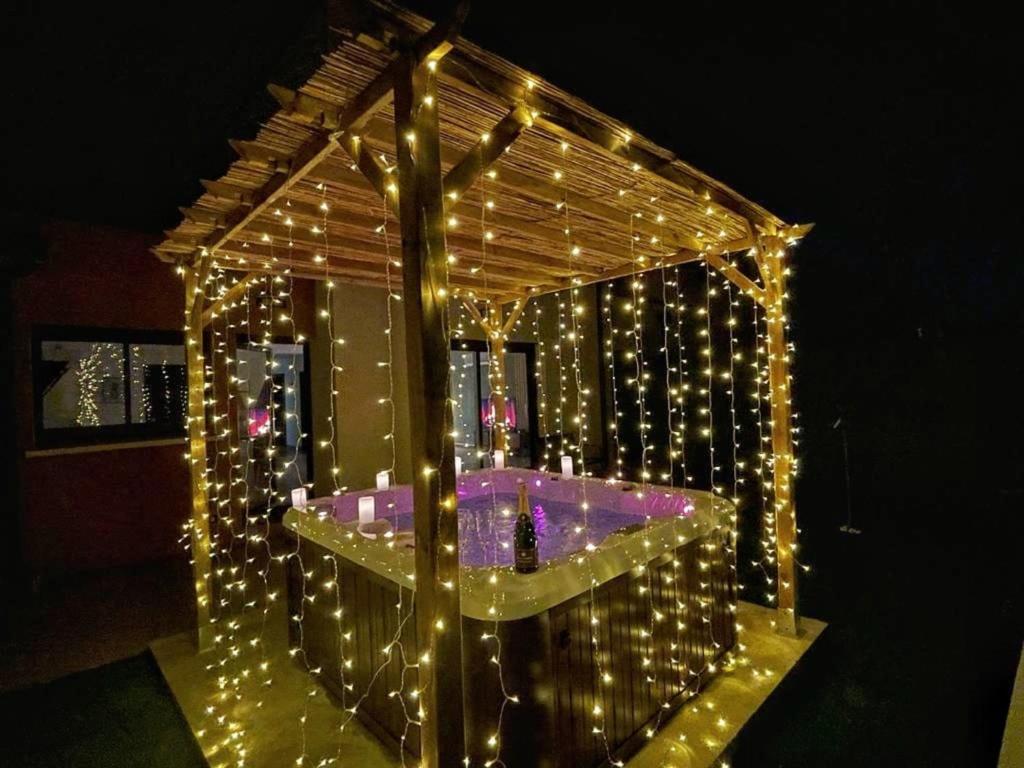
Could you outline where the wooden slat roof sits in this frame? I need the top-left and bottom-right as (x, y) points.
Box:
(155, 1), (802, 302)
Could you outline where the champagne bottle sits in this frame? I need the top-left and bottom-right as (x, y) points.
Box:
(514, 481), (538, 573)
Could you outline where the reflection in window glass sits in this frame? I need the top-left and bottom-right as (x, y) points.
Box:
(129, 344), (187, 427)
(451, 350), (480, 468)
(40, 341), (126, 429)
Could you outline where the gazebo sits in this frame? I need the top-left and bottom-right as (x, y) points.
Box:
(154, 2), (812, 766)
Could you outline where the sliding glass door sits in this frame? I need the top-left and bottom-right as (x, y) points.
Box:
(450, 341), (536, 470)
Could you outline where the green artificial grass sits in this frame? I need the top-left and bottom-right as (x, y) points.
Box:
(0, 652), (205, 768)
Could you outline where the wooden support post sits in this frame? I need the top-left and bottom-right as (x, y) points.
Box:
(394, 52), (467, 766)
(759, 237), (800, 635)
(184, 262), (214, 652)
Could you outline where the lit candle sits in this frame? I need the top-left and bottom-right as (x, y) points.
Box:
(358, 496), (375, 525)
(455, 456), (463, 475)
(493, 449), (505, 470)
(561, 455), (573, 478)
(376, 471), (390, 491)
(291, 487), (308, 508)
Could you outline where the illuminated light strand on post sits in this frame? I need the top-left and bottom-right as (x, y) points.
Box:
(532, 297), (550, 471)
(324, 180), (418, 765)
(661, 265), (676, 487)
(722, 271), (743, 660)
(750, 299), (777, 602)
(238, 274), (276, 713)
(673, 265), (690, 490)
(554, 288), (567, 458)
(691, 257), (722, 695)
(602, 281), (624, 480)
(272, 210), (323, 767)
(627, 203), (664, 728)
(309, 184), (359, 759)
(558, 139), (620, 767)
(317, 183), (345, 497)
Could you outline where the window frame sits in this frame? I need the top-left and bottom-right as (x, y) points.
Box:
(448, 338), (539, 466)
(32, 325), (187, 449)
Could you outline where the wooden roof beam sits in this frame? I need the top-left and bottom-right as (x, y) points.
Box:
(209, 240), (540, 294)
(493, 247), (708, 305)
(434, 54), (784, 233)
(441, 105), (533, 207)
(201, 271), (259, 327)
(705, 252), (767, 305)
(269, 87), (696, 259)
(375, 119), (710, 255)
(193, 9), (466, 263)
(213, 197), (601, 278)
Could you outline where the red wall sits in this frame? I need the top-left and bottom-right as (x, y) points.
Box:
(14, 221), (189, 574)
(14, 221), (319, 575)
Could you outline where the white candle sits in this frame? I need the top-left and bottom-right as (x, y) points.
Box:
(291, 487), (308, 508)
(358, 496), (375, 525)
(561, 454), (573, 478)
(376, 471), (390, 491)
(455, 456), (463, 475)
(493, 449), (505, 470)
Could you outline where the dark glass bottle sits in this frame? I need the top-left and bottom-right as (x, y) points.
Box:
(514, 482), (539, 573)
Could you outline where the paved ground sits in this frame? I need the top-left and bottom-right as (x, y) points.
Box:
(0, 557), (195, 692)
(0, 505), (1019, 767)
(0, 652), (204, 768)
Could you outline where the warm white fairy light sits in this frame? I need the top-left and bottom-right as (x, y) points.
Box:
(602, 282), (625, 479)
(531, 299), (551, 470)
(554, 290), (567, 456)
(751, 296), (778, 602)
(316, 182), (345, 496)
(722, 269), (743, 657)
(672, 265), (691, 489)
(556, 140), (625, 765)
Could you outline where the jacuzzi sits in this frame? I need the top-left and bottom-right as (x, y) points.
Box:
(284, 468), (736, 768)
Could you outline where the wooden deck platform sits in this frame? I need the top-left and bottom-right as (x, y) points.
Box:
(152, 600), (824, 768)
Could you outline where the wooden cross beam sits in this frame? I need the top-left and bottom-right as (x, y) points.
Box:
(269, 88), (645, 264)
(338, 104), (533, 219)
(441, 104), (533, 205)
(704, 252), (767, 305)
(201, 271), (259, 327)
(188, 1), (467, 267)
(268, 87), (764, 262)
(461, 293), (530, 453)
(433, 55), (782, 234)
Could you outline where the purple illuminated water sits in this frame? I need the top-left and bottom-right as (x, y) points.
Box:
(391, 493), (642, 567)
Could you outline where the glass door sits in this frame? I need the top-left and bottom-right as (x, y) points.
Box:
(450, 341), (536, 470)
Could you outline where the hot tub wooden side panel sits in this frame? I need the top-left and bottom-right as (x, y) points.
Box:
(286, 543), (422, 757)
(287, 529), (735, 768)
(547, 530), (736, 768)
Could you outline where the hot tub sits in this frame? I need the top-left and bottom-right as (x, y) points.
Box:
(285, 468), (736, 767)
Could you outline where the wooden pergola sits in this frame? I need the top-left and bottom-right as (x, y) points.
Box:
(156, 3), (811, 765)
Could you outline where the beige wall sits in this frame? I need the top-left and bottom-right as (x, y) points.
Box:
(311, 282), (412, 495)
(311, 283), (606, 494)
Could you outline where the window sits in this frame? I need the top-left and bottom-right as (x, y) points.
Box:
(33, 326), (187, 447)
(450, 339), (537, 470)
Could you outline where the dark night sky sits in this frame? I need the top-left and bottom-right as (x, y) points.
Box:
(1, 1), (1020, 764)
